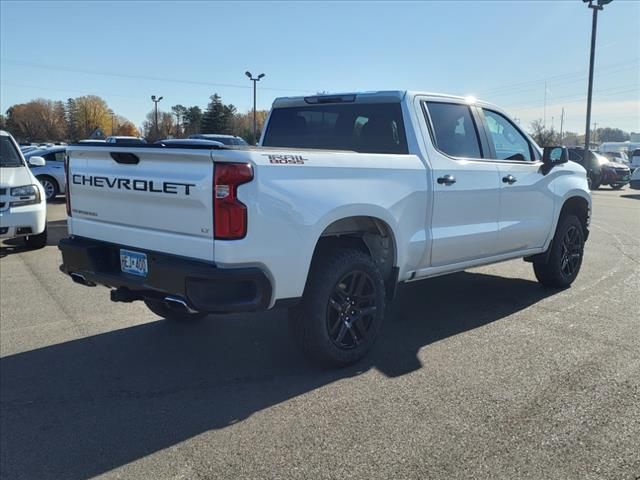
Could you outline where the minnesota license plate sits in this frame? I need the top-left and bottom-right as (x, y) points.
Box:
(120, 249), (148, 277)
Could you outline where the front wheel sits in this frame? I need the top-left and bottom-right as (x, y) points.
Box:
(533, 214), (585, 288)
(289, 248), (386, 367)
(36, 176), (59, 201)
(144, 298), (207, 321)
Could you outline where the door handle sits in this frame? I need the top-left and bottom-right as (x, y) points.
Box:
(502, 175), (517, 184)
(437, 174), (456, 186)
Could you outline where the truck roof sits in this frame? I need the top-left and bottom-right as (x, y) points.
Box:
(272, 90), (497, 109)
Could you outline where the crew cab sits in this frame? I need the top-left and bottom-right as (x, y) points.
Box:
(59, 91), (591, 366)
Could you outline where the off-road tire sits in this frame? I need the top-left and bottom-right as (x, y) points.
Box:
(289, 248), (386, 367)
(533, 214), (585, 288)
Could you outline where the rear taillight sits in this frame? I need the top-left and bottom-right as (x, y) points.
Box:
(64, 154), (71, 216)
(214, 162), (253, 239)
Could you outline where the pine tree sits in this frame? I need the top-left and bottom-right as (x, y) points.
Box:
(184, 106), (203, 136)
(201, 94), (225, 134)
(65, 98), (79, 141)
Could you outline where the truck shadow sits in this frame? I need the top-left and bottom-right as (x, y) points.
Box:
(1, 271), (554, 480)
(621, 193), (640, 200)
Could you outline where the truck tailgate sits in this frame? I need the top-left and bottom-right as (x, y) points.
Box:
(67, 146), (215, 261)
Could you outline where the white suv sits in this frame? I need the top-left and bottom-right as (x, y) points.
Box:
(0, 130), (48, 249)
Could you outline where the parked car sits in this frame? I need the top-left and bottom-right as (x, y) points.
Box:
(105, 136), (147, 145)
(19, 146), (41, 155)
(602, 150), (630, 167)
(154, 139), (225, 147)
(188, 134), (248, 146)
(568, 147), (602, 189)
(60, 91), (591, 367)
(568, 147), (630, 190)
(23, 147), (67, 201)
(630, 167), (640, 190)
(595, 153), (630, 190)
(630, 149), (640, 172)
(0, 130), (48, 249)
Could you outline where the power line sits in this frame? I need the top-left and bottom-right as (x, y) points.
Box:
(475, 58), (638, 96)
(1, 59), (315, 94)
(482, 63), (639, 99)
(502, 85), (638, 110)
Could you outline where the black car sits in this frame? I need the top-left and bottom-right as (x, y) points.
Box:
(188, 134), (248, 146)
(568, 147), (630, 190)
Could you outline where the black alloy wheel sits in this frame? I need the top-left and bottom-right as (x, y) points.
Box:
(559, 225), (583, 279)
(326, 270), (378, 350)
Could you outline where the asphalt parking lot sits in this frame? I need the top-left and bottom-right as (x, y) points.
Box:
(1, 189), (639, 480)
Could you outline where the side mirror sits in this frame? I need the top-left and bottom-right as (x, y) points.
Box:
(28, 156), (46, 167)
(542, 146), (568, 165)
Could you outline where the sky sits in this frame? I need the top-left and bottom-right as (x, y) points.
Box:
(1, 0), (638, 134)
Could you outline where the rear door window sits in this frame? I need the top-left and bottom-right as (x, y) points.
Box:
(424, 102), (483, 159)
(262, 103), (408, 154)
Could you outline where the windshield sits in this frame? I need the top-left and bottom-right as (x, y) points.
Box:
(0, 135), (24, 168)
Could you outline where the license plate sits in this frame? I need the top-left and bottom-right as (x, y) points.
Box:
(120, 249), (148, 277)
(622, 175), (630, 181)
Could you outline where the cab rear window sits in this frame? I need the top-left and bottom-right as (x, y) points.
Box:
(262, 103), (408, 154)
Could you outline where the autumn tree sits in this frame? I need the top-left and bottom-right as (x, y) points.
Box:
(115, 118), (139, 136)
(74, 95), (111, 138)
(5, 99), (66, 142)
(232, 110), (269, 144)
(529, 119), (560, 147)
(141, 110), (175, 141)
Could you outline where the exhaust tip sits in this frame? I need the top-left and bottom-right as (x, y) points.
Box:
(70, 272), (96, 287)
(163, 296), (198, 314)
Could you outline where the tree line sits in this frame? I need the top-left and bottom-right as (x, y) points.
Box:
(1, 96), (138, 143)
(0, 93), (268, 144)
(529, 119), (634, 147)
(141, 94), (268, 144)
(3, 95), (633, 147)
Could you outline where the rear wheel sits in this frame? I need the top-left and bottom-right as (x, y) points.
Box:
(289, 248), (385, 367)
(36, 176), (59, 201)
(24, 226), (47, 249)
(533, 214), (584, 288)
(144, 298), (207, 321)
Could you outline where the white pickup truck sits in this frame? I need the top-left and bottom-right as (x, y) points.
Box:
(59, 91), (591, 366)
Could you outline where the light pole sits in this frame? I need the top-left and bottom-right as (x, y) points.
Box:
(108, 109), (115, 135)
(151, 95), (163, 137)
(583, 0), (612, 151)
(245, 71), (265, 144)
